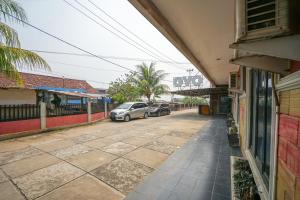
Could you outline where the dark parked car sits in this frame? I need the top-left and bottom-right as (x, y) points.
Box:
(149, 103), (171, 117)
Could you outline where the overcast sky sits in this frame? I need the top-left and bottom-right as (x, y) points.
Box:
(11, 0), (207, 91)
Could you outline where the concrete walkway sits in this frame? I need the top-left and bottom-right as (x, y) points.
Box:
(0, 109), (208, 200)
(125, 116), (241, 200)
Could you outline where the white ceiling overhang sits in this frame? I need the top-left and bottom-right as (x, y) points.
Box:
(129, 0), (238, 86)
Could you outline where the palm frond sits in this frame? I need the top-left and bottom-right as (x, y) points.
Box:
(0, 22), (20, 47)
(0, 0), (27, 23)
(0, 45), (50, 83)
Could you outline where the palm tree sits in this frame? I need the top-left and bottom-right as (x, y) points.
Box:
(0, 0), (49, 84)
(134, 62), (169, 103)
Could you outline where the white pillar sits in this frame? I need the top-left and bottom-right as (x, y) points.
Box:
(87, 102), (92, 123)
(40, 102), (46, 130)
(104, 101), (108, 117)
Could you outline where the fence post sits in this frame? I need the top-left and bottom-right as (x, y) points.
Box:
(40, 102), (46, 130)
(104, 101), (108, 118)
(87, 102), (92, 123)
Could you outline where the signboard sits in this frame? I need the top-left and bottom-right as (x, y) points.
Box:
(173, 75), (203, 87)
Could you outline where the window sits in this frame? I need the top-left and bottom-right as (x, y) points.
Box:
(249, 69), (272, 186)
(246, 0), (276, 31)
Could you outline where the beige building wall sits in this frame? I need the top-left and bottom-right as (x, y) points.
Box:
(0, 89), (37, 105)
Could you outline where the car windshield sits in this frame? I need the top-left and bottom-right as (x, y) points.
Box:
(150, 104), (160, 108)
(116, 103), (132, 109)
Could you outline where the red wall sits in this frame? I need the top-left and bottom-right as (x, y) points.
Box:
(278, 114), (300, 177)
(91, 112), (105, 122)
(46, 114), (88, 128)
(0, 119), (40, 135)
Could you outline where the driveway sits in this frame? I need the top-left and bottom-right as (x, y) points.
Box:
(0, 109), (209, 200)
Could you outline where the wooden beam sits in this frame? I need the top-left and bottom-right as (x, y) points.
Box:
(129, 0), (216, 86)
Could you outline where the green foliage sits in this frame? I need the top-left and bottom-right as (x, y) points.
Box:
(0, 0), (49, 84)
(233, 159), (260, 200)
(133, 62), (169, 102)
(107, 73), (140, 104)
(181, 97), (208, 105)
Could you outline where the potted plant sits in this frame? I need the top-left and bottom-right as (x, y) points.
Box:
(228, 121), (239, 147)
(231, 157), (260, 200)
(227, 113), (233, 127)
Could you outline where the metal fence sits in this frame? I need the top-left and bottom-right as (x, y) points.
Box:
(0, 104), (40, 122)
(47, 104), (87, 117)
(91, 102), (105, 114)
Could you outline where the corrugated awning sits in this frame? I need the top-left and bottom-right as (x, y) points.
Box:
(171, 87), (228, 97)
(45, 90), (94, 98)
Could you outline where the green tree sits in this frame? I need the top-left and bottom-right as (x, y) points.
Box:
(182, 97), (208, 105)
(0, 0), (49, 84)
(107, 73), (140, 103)
(134, 62), (169, 103)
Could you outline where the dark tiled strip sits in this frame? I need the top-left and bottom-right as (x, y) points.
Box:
(125, 117), (241, 200)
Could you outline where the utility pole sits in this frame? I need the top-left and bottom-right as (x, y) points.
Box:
(186, 69), (193, 109)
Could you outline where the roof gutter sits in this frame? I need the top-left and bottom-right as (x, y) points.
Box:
(129, 0), (216, 86)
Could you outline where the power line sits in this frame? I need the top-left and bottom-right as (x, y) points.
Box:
(0, 10), (135, 72)
(64, 0), (186, 71)
(48, 60), (127, 73)
(63, 0), (166, 64)
(0, 10), (174, 84)
(87, 0), (186, 67)
(73, 0), (168, 63)
(30, 49), (191, 64)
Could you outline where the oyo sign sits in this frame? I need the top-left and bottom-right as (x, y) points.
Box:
(173, 75), (203, 87)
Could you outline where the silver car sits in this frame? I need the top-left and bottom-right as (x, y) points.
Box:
(110, 102), (149, 122)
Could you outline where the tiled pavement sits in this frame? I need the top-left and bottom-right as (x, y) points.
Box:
(0, 109), (209, 200)
(125, 116), (242, 200)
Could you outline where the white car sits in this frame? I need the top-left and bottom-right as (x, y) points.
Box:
(110, 102), (149, 122)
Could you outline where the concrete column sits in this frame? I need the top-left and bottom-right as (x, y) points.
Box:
(104, 101), (108, 118)
(40, 102), (46, 130)
(87, 102), (92, 123)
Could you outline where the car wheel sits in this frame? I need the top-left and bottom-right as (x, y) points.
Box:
(144, 112), (149, 119)
(124, 115), (130, 122)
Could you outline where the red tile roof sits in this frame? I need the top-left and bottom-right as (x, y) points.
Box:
(0, 72), (97, 93)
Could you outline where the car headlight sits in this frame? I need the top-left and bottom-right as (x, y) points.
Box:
(118, 112), (125, 115)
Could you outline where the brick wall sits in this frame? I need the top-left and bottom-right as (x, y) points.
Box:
(91, 112), (105, 122)
(46, 114), (88, 128)
(277, 88), (300, 200)
(0, 119), (40, 135)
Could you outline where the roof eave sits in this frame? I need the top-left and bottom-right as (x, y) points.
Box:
(129, 0), (216, 86)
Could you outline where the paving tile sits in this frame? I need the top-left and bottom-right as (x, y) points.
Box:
(51, 144), (93, 160)
(37, 174), (124, 200)
(104, 134), (132, 142)
(0, 147), (42, 166)
(124, 148), (168, 168)
(13, 162), (84, 199)
(0, 181), (25, 200)
(71, 134), (100, 143)
(101, 142), (137, 156)
(157, 135), (188, 146)
(1, 153), (60, 178)
(0, 169), (8, 183)
(168, 130), (194, 139)
(0, 140), (28, 153)
(32, 139), (75, 152)
(91, 158), (153, 194)
(67, 150), (117, 171)
(145, 140), (178, 154)
(83, 138), (116, 149)
(123, 137), (151, 146)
